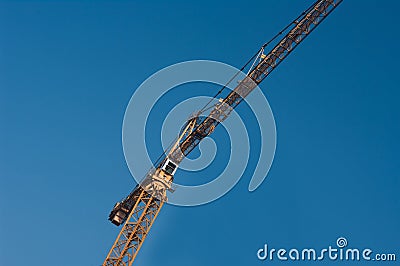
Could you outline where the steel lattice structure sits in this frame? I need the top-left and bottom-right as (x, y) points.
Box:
(104, 188), (163, 265)
(103, 1), (343, 265)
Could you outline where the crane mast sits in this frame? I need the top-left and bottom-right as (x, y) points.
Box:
(103, 0), (343, 265)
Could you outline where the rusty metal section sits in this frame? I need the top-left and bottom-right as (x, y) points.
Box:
(169, 0), (343, 164)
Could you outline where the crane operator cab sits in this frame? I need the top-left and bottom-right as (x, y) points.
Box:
(161, 159), (178, 176)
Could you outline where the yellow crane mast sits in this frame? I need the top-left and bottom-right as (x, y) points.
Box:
(103, 0), (343, 265)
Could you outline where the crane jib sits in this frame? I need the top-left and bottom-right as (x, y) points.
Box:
(103, 1), (343, 265)
(169, 0), (343, 165)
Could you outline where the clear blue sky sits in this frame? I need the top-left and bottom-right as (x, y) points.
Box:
(1, 1), (399, 265)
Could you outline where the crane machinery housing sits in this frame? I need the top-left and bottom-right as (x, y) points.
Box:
(103, 0), (343, 265)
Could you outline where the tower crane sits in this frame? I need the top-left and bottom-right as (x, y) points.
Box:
(103, 0), (343, 265)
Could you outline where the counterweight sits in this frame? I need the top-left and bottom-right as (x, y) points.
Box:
(103, 1), (343, 265)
